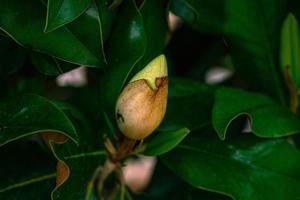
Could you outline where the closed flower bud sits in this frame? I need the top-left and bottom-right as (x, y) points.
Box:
(115, 55), (168, 140)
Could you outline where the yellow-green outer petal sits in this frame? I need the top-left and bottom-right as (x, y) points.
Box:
(129, 54), (168, 90)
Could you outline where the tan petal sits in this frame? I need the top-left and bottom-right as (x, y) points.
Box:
(116, 77), (168, 140)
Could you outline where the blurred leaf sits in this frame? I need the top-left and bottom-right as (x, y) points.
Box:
(45, 0), (92, 32)
(0, 0), (103, 67)
(162, 130), (300, 200)
(281, 13), (300, 88)
(17, 78), (45, 96)
(0, 140), (56, 199)
(212, 87), (300, 139)
(0, 94), (78, 147)
(170, 0), (288, 104)
(0, 36), (26, 76)
(101, 0), (146, 128)
(164, 25), (229, 82)
(144, 128), (190, 156)
(2, 76), (46, 99)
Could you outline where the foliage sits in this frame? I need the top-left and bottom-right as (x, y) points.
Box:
(1, 0), (300, 199)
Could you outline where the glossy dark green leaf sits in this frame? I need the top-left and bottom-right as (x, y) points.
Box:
(212, 87), (300, 139)
(67, 4), (106, 63)
(101, 0), (146, 126)
(48, 101), (107, 200)
(131, 0), (168, 73)
(52, 101), (102, 151)
(135, 161), (231, 200)
(51, 143), (106, 200)
(95, 0), (118, 43)
(0, 140), (56, 199)
(162, 131), (300, 200)
(0, 94), (78, 146)
(0, 0), (102, 67)
(144, 128), (190, 156)
(139, 0), (168, 51)
(100, 0), (168, 133)
(170, 0), (288, 104)
(32, 4), (105, 75)
(45, 0), (92, 32)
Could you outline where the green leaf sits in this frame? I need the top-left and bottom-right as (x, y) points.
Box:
(30, 52), (65, 76)
(30, 52), (79, 76)
(0, 94), (78, 147)
(144, 128), (190, 156)
(0, 140), (56, 199)
(47, 101), (107, 199)
(16, 78), (46, 96)
(0, 0), (103, 67)
(162, 130), (300, 200)
(100, 0), (168, 133)
(131, 0), (168, 72)
(144, 78), (213, 156)
(67, 4), (106, 63)
(160, 77), (214, 131)
(281, 13), (300, 88)
(101, 0), (146, 126)
(95, 0), (118, 42)
(51, 143), (106, 200)
(32, 4), (106, 75)
(142, 159), (231, 200)
(45, 0), (92, 32)
(135, 161), (231, 200)
(170, 0), (288, 104)
(212, 87), (300, 139)
(66, 85), (104, 134)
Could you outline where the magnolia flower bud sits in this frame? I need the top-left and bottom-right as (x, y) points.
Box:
(115, 55), (168, 140)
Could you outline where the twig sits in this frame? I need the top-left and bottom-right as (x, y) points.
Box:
(93, 136), (137, 199)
